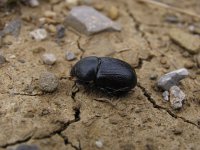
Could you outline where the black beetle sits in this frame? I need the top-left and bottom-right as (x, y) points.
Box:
(71, 56), (137, 95)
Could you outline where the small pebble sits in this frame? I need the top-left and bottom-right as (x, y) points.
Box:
(169, 86), (185, 110)
(0, 55), (6, 65)
(149, 74), (158, 80)
(16, 144), (39, 150)
(157, 68), (189, 90)
(42, 53), (57, 65)
(164, 14), (179, 23)
(184, 61), (194, 69)
(30, 29), (48, 41)
(108, 6), (119, 20)
(65, 0), (78, 7)
(160, 58), (167, 65)
(95, 140), (103, 148)
(94, 3), (104, 11)
(39, 72), (59, 93)
(28, 0), (39, 7)
(32, 47), (46, 53)
(162, 91), (169, 101)
(182, 51), (190, 58)
(48, 24), (57, 33)
(65, 51), (76, 61)
(44, 11), (57, 18)
(56, 24), (65, 38)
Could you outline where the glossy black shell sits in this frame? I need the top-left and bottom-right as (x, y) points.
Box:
(71, 56), (137, 95)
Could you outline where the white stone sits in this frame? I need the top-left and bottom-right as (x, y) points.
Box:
(162, 91), (169, 102)
(42, 53), (57, 65)
(169, 86), (186, 109)
(95, 140), (103, 148)
(29, 0), (39, 7)
(30, 29), (47, 41)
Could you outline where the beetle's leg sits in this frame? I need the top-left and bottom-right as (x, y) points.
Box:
(71, 81), (79, 100)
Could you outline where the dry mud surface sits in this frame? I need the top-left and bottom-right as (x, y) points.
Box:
(0, 0), (200, 149)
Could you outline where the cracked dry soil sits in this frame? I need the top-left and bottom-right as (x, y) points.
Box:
(0, 0), (200, 149)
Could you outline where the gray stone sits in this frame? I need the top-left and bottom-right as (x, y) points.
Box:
(157, 68), (189, 90)
(0, 55), (6, 65)
(65, 6), (121, 35)
(169, 86), (185, 110)
(39, 72), (59, 93)
(162, 91), (169, 102)
(56, 24), (65, 39)
(1, 18), (22, 37)
(30, 29), (47, 41)
(42, 53), (57, 65)
(65, 51), (76, 61)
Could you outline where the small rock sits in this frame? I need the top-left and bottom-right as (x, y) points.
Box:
(65, 6), (121, 35)
(16, 144), (39, 150)
(65, 51), (76, 61)
(184, 61), (195, 69)
(32, 47), (46, 53)
(108, 6), (119, 20)
(172, 128), (183, 135)
(188, 25), (200, 34)
(2, 18), (22, 37)
(182, 51), (190, 58)
(94, 3), (104, 11)
(48, 24), (57, 33)
(95, 140), (103, 148)
(169, 86), (185, 110)
(160, 57), (167, 65)
(56, 24), (65, 38)
(194, 53), (200, 67)
(157, 68), (189, 90)
(42, 53), (57, 65)
(164, 14), (179, 23)
(169, 28), (200, 54)
(162, 91), (169, 101)
(30, 29), (48, 41)
(28, 0), (39, 7)
(0, 55), (6, 65)
(44, 11), (57, 18)
(149, 74), (158, 80)
(65, 0), (78, 6)
(39, 72), (59, 93)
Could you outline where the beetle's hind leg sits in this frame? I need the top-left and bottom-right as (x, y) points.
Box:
(71, 81), (79, 100)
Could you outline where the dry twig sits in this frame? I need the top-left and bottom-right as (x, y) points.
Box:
(139, 0), (200, 19)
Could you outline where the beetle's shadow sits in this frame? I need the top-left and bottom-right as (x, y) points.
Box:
(80, 83), (133, 100)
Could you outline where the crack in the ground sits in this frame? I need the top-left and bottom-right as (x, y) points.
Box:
(0, 135), (32, 148)
(137, 82), (199, 129)
(1, 106), (81, 149)
(124, 1), (153, 51)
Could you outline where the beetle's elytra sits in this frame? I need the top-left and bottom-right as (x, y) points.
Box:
(71, 56), (137, 95)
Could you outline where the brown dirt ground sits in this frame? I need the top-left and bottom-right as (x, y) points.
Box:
(0, 0), (200, 149)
